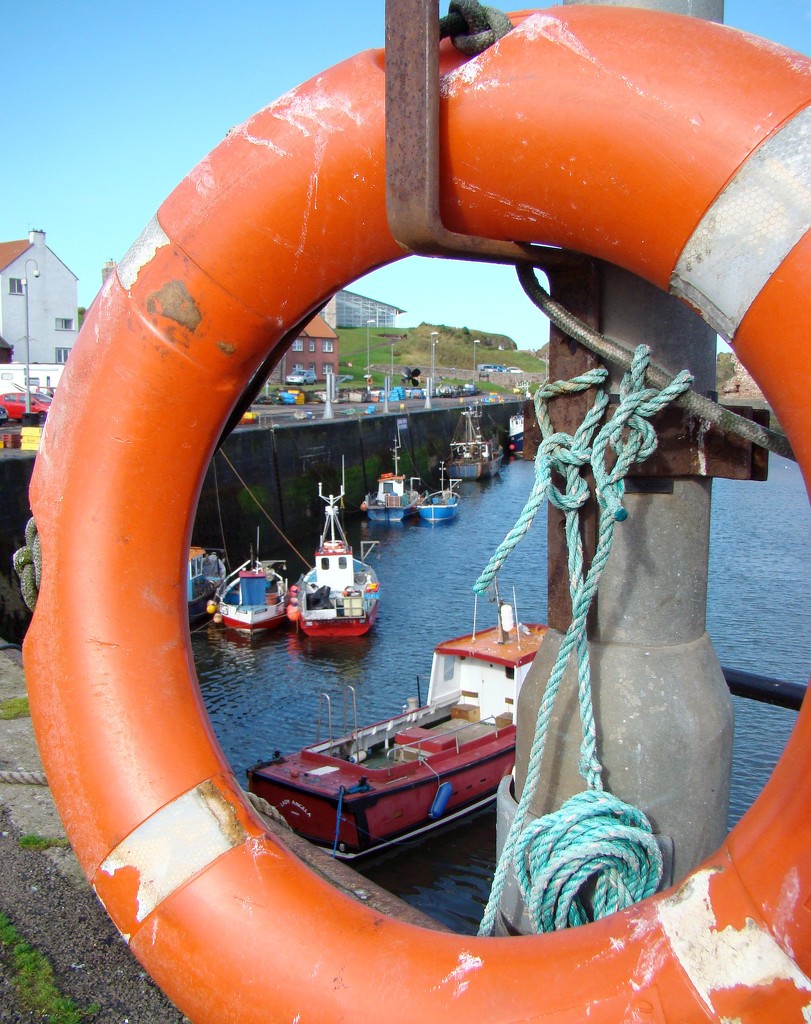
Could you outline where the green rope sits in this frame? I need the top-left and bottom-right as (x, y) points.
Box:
(13, 518), (40, 613)
(477, 345), (691, 937)
(439, 0), (512, 55)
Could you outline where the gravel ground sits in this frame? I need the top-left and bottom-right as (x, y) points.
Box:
(0, 806), (186, 1023)
(0, 646), (442, 1023)
(0, 648), (186, 1023)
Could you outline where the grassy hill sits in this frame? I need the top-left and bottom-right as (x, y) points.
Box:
(335, 323), (546, 388)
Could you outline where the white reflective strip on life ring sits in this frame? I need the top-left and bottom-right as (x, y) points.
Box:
(97, 780), (245, 925)
(671, 104), (811, 340)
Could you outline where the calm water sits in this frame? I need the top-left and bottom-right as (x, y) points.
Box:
(191, 455), (809, 933)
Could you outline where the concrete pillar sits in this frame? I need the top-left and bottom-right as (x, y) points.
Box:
(495, 0), (733, 936)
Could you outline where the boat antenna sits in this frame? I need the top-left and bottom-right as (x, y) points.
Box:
(513, 585), (521, 649)
(472, 592), (478, 641)
(494, 577), (507, 644)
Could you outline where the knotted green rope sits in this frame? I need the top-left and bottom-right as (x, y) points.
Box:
(13, 518), (41, 612)
(440, 0), (513, 55)
(477, 345), (692, 937)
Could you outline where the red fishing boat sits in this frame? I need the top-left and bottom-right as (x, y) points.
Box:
(286, 485), (380, 639)
(248, 612), (548, 857)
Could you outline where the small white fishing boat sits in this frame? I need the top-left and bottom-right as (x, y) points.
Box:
(287, 486), (381, 638)
(418, 462), (460, 523)
(362, 436), (421, 522)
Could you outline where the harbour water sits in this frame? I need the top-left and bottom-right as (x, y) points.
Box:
(191, 454), (809, 934)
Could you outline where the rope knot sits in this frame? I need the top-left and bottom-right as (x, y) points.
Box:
(13, 517), (41, 613)
(440, 0), (513, 55)
(513, 790), (663, 933)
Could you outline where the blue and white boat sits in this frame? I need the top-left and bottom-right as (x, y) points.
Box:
(362, 437), (421, 522)
(418, 463), (460, 523)
(508, 411), (524, 456)
(187, 547), (226, 624)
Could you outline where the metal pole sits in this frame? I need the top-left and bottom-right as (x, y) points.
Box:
(473, 338), (480, 380)
(366, 319), (374, 384)
(429, 331), (438, 406)
(23, 258), (39, 416)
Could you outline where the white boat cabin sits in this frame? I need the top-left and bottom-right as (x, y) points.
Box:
(427, 624), (548, 724)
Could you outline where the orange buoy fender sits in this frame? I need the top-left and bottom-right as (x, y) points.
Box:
(25, 8), (811, 1023)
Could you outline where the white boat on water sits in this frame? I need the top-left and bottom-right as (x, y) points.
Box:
(212, 551), (289, 633)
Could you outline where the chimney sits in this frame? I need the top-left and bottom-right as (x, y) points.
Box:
(101, 260), (117, 285)
(28, 229), (46, 246)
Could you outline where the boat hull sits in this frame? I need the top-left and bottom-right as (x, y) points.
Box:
(188, 582), (218, 624)
(219, 606), (289, 632)
(248, 726), (516, 857)
(365, 503), (417, 522)
(297, 600), (378, 638)
(417, 503), (458, 522)
(446, 455), (502, 480)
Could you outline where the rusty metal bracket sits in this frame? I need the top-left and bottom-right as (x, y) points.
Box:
(384, 0), (579, 271)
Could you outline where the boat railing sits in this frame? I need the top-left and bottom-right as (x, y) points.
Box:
(316, 693), (333, 746)
(360, 540), (380, 562)
(343, 685), (360, 760)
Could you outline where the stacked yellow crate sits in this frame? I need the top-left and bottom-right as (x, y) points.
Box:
(20, 426), (43, 451)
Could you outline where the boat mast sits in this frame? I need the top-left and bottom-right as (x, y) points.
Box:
(317, 483), (352, 550)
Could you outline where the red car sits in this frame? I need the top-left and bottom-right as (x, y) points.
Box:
(0, 392), (52, 421)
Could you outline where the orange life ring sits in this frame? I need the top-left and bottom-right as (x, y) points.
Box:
(24, 8), (811, 1023)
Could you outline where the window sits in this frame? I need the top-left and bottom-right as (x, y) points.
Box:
(322, 340), (334, 353)
(55, 318), (74, 331)
(55, 348), (71, 364)
(292, 339), (303, 351)
(9, 278), (23, 295)
(308, 339), (316, 352)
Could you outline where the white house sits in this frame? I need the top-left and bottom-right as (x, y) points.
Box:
(0, 230), (78, 367)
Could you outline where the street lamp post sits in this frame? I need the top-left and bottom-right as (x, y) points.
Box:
(430, 331), (438, 397)
(23, 259), (40, 417)
(473, 338), (480, 379)
(366, 319), (374, 385)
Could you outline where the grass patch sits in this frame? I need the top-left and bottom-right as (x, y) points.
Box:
(0, 912), (99, 1022)
(18, 833), (71, 851)
(0, 696), (30, 720)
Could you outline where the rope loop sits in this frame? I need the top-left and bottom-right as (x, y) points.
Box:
(13, 517), (41, 612)
(440, 0), (513, 56)
(513, 790), (664, 934)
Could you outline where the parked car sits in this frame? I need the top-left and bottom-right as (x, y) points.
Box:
(0, 392), (52, 421)
(436, 383), (458, 397)
(460, 383), (480, 396)
(285, 369), (317, 385)
(505, 366), (523, 373)
(0, 405), (7, 425)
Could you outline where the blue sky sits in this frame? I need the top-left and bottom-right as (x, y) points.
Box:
(4, 1), (810, 350)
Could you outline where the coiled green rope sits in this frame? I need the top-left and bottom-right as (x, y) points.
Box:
(477, 345), (691, 937)
(13, 518), (41, 613)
